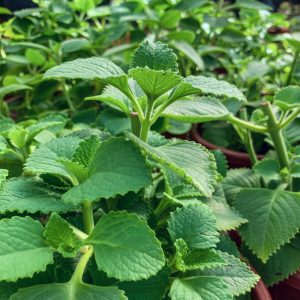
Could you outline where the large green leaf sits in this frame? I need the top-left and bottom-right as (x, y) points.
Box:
(235, 188), (300, 262)
(168, 204), (219, 249)
(11, 282), (126, 300)
(44, 213), (81, 258)
(118, 268), (170, 300)
(128, 68), (182, 100)
(63, 137), (151, 205)
(130, 41), (178, 72)
(274, 86), (300, 111)
(85, 211), (165, 281)
(0, 178), (75, 214)
(44, 57), (131, 96)
(0, 216), (53, 282)
(127, 133), (218, 197)
(169, 276), (231, 300)
(197, 252), (259, 297)
(163, 97), (230, 123)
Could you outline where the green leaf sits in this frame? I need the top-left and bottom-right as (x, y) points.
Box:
(129, 68), (182, 99)
(234, 188), (300, 262)
(169, 276), (231, 300)
(118, 267), (170, 300)
(44, 213), (81, 258)
(63, 137), (151, 205)
(0, 216), (53, 282)
(160, 10), (181, 29)
(0, 169), (8, 186)
(11, 282), (126, 300)
(253, 158), (280, 180)
(8, 127), (28, 148)
(222, 169), (260, 206)
(211, 150), (228, 177)
(174, 239), (226, 272)
(234, 0), (272, 10)
(0, 84), (32, 99)
(168, 204), (219, 249)
(205, 186), (247, 231)
(85, 211), (165, 281)
(127, 133), (218, 197)
(61, 38), (90, 54)
(274, 86), (300, 111)
(44, 57), (131, 96)
(168, 76), (246, 103)
(197, 252), (259, 297)
(171, 41), (204, 70)
(130, 41), (178, 72)
(25, 49), (46, 66)
(0, 178), (75, 214)
(163, 97), (230, 123)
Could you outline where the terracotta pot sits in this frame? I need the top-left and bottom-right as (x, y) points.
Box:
(190, 124), (264, 168)
(269, 270), (300, 300)
(251, 265), (273, 300)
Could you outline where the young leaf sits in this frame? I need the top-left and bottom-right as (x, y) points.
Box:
(0, 216), (53, 282)
(274, 86), (300, 110)
(197, 252), (259, 297)
(11, 282), (126, 300)
(0, 178), (75, 214)
(130, 41), (178, 72)
(85, 211), (165, 281)
(128, 68), (182, 100)
(162, 97), (230, 123)
(63, 137), (151, 205)
(168, 204), (219, 249)
(169, 276), (231, 300)
(44, 57), (131, 97)
(118, 267), (170, 300)
(253, 158), (280, 180)
(44, 213), (81, 258)
(235, 188), (300, 262)
(127, 133), (218, 197)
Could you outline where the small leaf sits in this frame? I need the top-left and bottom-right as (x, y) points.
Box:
(127, 133), (218, 197)
(253, 158), (280, 180)
(274, 86), (300, 111)
(0, 178), (75, 214)
(44, 213), (81, 258)
(11, 282), (126, 300)
(0, 84), (32, 99)
(0, 216), (53, 282)
(160, 10), (181, 29)
(130, 41), (178, 72)
(163, 97), (230, 123)
(85, 211), (165, 281)
(235, 188), (300, 262)
(168, 204), (219, 249)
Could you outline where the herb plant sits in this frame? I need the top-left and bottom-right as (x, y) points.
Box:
(0, 41), (260, 299)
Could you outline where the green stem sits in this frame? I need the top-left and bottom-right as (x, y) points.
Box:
(71, 226), (88, 240)
(279, 107), (300, 129)
(240, 109), (258, 165)
(261, 102), (289, 169)
(140, 99), (155, 142)
(62, 80), (76, 112)
(82, 201), (94, 235)
(130, 112), (141, 137)
(227, 115), (268, 133)
(71, 246), (93, 284)
(125, 90), (144, 122)
(286, 50), (299, 86)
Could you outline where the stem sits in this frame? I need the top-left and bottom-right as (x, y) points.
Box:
(261, 102), (290, 169)
(139, 99), (155, 142)
(71, 226), (88, 240)
(125, 90), (144, 122)
(286, 50), (299, 86)
(227, 115), (268, 133)
(82, 201), (94, 235)
(130, 112), (141, 137)
(279, 107), (300, 129)
(71, 246), (93, 284)
(240, 109), (258, 165)
(62, 80), (76, 112)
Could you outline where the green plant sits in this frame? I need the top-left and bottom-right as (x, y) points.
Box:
(0, 41), (259, 299)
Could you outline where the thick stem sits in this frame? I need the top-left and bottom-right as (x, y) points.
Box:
(130, 112), (141, 137)
(62, 80), (76, 112)
(71, 246), (93, 284)
(82, 201), (94, 235)
(240, 109), (258, 165)
(140, 99), (155, 142)
(286, 50), (299, 86)
(261, 102), (289, 169)
(227, 115), (267, 133)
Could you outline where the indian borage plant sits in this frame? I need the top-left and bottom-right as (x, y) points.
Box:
(0, 41), (259, 299)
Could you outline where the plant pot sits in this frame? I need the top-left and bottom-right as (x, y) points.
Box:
(190, 124), (264, 168)
(269, 270), (300, 300)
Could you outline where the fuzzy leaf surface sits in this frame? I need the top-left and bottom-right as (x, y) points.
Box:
(85, 211), (165, 281)
(0, 216), (53, 282)
(274, 86), (300, 110)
